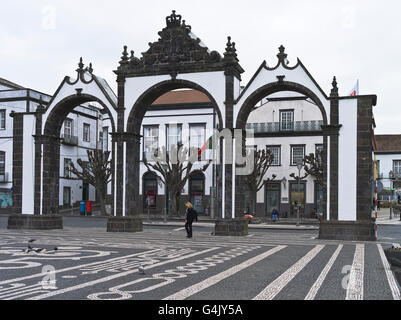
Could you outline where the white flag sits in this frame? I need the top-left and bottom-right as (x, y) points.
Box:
(349, 80), (359, 96)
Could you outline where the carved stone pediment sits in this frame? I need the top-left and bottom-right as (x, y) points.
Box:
(115, 10), (243, 78)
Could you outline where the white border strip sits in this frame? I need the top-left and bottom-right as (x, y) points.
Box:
(346, 244), (364, 300)
(305, 244), (343, 300)
(377, 244), (401, 300)
(164, 245), (286, 300)
(253, 245), (324, 300)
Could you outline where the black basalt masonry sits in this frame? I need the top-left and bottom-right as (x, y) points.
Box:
(224, 73), (234, 220)
(319, 95), (376, 241)
(329, 79), (339, 221)
(33, 108), (43, 215)
(115, 75), (125, 217)
(11, 113), (23, 214)
(42, 135), (61, 215)
(356, 96), (375, 222)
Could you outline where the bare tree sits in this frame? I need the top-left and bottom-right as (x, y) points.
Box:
(290, 149), (324, 186)
(67, 150), (112, 215)
(244, 149), (276, 215)
(143, 143), (210, 217)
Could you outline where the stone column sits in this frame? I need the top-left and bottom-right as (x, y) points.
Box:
(10, 112), (23, 214)
(214, 56), (248, 236)
(8, 112), (62, 230)
(107, 132), (143, 232)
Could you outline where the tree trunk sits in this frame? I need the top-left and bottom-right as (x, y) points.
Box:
(98, 187), (107, 215)
(252, 191), (257, 216)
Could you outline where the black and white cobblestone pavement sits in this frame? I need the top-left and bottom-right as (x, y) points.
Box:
(0, 216), (400, 300)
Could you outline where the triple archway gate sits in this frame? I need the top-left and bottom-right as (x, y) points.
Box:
(8, 11), (377, 241)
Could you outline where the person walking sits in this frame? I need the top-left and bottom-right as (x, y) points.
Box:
(185, 202), (198, 238)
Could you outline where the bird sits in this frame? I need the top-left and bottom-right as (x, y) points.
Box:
(138, 264), (145, 274)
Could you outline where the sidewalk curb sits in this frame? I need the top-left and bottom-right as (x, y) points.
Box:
(142, 221), (319, 231)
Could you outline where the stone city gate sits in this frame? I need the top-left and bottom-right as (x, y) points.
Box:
(8, 11), (377, 241)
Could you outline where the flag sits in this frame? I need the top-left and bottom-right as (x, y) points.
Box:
(349, 80), (359, 96)
(198, 135), (214, 156)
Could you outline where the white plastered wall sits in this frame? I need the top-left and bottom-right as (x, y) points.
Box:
(338, 98), (358, 221)
(21, 114), (36, 214)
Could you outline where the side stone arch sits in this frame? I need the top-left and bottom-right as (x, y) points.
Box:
(234, 80), (330, 220)
(39, 93), (117, 217)
(235, 80), (328, 129)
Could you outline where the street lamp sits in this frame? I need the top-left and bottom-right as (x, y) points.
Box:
(389, 170), (394, 220)
(161, 164), (168, 223)
(296, 160), (303, 227)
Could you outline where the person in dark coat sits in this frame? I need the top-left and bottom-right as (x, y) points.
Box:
(185, 202), (198, 238)
(271, 207), (279, 223)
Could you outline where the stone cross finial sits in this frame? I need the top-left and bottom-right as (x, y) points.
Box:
(78, 57), (84, 70)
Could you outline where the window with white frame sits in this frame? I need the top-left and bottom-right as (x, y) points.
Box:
(64, 158), (72, 178)
(0, 151), (5, 180)
(64, 118), (73, 137)
(393, 160), (401, 175)
(315, 144), (323, 164)
(280, 110), (294, 131)
(189, 124), (206, 160)
(83, 123), (90, 142)
(103, 127), (109, 151)
(291, 145), (305, 166)
(0, 110), (5, 130)
(143, 126), (159, 160)
(166, 124), (182, 153)
(267, 146), (281, 166)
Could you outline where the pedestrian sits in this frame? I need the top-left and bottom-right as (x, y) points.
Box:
(377, 199), (381, 211)
(272, 207), (279, 223)
(185, 202), (198, 238)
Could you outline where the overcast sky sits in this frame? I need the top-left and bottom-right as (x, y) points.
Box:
(1, 0), (400, 133)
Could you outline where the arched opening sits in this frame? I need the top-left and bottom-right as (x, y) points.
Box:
(125, 79), (224, 217)
(236, 81), (328, 220)
(41, 94), (116, 216)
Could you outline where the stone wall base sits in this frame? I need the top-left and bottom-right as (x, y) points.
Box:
(214, 218), (248, 236)
(319, 220), (376, 241)
(107, 216), (143, 233)
(7, 214), (63, 230)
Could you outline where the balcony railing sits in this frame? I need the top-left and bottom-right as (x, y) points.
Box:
(0, 172), (9, 183)
(246, 120), (324, 134)
(61, 134), (78, 146)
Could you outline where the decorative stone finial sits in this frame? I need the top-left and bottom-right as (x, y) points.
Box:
(78, 57), (84, 70)
(331, 76), (339, 95)
(224, 36), (237, 56)
(277, 45), (288, 64)
(120, 46), (129, 65)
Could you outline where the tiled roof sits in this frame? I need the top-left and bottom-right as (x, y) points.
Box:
(152, 90), (210, 105)
(375, 135), (401, 153)
(0, 77), (25, 90)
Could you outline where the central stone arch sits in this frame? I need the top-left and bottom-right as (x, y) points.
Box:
(106, 10), (244, 232)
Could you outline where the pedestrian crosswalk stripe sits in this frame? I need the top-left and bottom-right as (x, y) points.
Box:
(346, 244), (364, 300)
(305, 244), (343, 300)
(253, 245), (324, 300)
(377, 244), (401, 300)
(163, 245), (286, 300)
